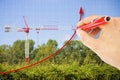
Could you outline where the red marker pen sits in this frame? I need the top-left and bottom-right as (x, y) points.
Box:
(78, 16), (110, 31)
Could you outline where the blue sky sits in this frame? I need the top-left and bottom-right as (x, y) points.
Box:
(0, 0), (120, 47)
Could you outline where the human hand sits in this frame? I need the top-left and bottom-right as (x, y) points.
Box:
(76, 15), (120, 70)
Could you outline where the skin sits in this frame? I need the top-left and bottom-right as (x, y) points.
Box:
(76, 15), (120, 70)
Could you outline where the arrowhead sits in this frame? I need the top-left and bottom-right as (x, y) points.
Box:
(79, 7), (83, 14)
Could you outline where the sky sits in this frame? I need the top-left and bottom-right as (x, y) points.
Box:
(0, 0), (120, 47)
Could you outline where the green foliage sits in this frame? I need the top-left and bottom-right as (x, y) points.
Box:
(0, 40), (35, 65)
(0, 64), (120, 80)
(0, 45), (11, 63)
(0, 39), (120, 80)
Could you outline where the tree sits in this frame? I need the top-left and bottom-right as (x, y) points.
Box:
(33, 39), (58, 63)
(59, 40), (87, 65)
(6, 39), (35, 64)
(83, 49), (104, 65)
(0, 44), (11, 63)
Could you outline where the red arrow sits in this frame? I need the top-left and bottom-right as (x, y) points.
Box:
(79, 7), (83, 21)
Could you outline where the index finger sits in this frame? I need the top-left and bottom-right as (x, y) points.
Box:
(77, 15), (99, 27)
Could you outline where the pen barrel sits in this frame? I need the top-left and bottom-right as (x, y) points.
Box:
(80, 16), (110, 31)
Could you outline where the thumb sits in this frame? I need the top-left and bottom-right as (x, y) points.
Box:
(76, 29), (100, 51)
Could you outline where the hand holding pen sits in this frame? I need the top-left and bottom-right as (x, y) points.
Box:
(77, 16), (110, 31)
(76, 15), (120, 70)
